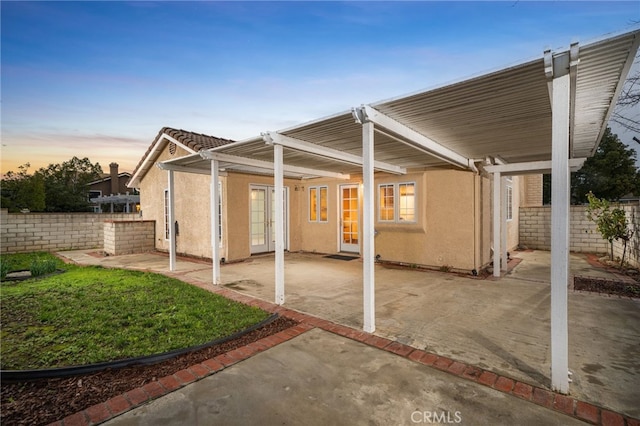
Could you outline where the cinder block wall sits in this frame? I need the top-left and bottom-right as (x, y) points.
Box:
(104, 220), (155, 255)
(0, 209), (139, 254)
(519, 205), (639, 267)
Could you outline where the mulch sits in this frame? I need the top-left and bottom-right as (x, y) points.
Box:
(1, 316), (298, 426)
(573, 275), (640, 298)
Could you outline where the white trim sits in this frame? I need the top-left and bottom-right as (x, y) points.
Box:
(167, 170), (176, 271)
(362, 121), (375, 333)
(550, 68), (571, 395)
(492, 172), (501, 278)
(211, 160), (221, 285)
(265, 132), (406, 175)
(200, 150), (350, 180)
(377, 182), (417, 224)
(484, 159), (586, 175)
(361, 105), (470, 169)
(274, 144), (285, 305)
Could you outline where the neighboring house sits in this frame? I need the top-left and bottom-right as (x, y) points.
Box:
(127, 127), (542, 273)
(89, 163), (140, 213)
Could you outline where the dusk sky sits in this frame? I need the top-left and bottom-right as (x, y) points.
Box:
(2, 1), (639, 175)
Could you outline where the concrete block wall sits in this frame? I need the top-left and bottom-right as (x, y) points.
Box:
(0, 209), (139, 254)
(104, 220), (155, 255)
(520, 204), (639, 268)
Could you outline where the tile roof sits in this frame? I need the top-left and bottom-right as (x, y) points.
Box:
(129, 127), (235, 187)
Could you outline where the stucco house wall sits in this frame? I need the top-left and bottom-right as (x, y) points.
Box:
(134, 129), (537, 273)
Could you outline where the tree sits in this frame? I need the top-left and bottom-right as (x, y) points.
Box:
(38, 157), (103, 212)
(610, 54), (639, 132)
(586, 192), (634, 267)
(571, 127), (639, 204)
(0, 163), (46, 212)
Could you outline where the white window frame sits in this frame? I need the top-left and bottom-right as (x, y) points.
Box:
(308, 185), (328, 223)
(506, 177), (513, 221)
(377, 182), (417, 224)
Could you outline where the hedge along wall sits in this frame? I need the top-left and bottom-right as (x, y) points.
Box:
(519, 204), (639, 268)
(0, 209), (140, 254)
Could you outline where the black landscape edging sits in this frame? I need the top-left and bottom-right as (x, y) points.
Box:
(1, 313), (279, 382)
(1, 269), (65, 283)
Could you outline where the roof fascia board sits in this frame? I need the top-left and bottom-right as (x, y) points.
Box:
(591, 31), (640, 155)
(360, 105), (470, 169)
(156, 162), (211, 176)
(163, 134), (199, 155)
(200, 151), (350, 180)
(128, 134), (167, 188)
(484, 158), (586, 175)
(264, 132), (406, 175)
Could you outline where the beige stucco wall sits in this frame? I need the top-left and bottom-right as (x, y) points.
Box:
(137, 143), (535, 272)
(139, 144), (223, 260)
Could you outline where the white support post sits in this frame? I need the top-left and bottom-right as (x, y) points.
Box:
(362, 121), (376, 333)
(501, 176), (508, 272)
(492, 172), (501, 278)
(550, 65), (571, 394)
(274, 144), (285, 305)
(210, 160), (221, 285)
(168, 170), (176, 271)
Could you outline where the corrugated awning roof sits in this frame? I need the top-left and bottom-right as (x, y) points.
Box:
(155, 28), (639, 180)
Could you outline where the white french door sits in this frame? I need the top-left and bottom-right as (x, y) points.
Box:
(339, 184), (360, 253)
(250, 185), (288, 254)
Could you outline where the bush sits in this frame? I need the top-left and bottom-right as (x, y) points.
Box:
(30, 258), (58, 277)
(0, 258), (13, 281)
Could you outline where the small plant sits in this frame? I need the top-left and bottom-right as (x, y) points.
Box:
(586, 192), (634, 267)
(439, 265), (452, 273)
(0, 258), (13, 281)
(29, 258), (58, 277)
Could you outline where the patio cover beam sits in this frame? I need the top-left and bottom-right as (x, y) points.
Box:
(357, 105), (471, 170)
(274, 144), (285, 305)
(167, 170), (176, 271)
(484, 159), (586, 175)
(362, 121), (376, 333)
(200, 151), (350, 180)
(492, 172), (501, 278)
(549, 44), (575, 395)
(157, 162), (211, 176)
(263, 132), (406, 175)
(210, 160), (221, 285)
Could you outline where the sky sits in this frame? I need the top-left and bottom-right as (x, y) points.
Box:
(2, 1), (640, 175)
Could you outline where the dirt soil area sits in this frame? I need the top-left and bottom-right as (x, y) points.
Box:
(1, 317), (297, 426)
(574, 276), (640, 298)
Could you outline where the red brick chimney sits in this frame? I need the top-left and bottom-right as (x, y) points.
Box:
(109, 163), (119, 195)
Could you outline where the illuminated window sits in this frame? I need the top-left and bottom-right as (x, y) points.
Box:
(309, 186), (328, 222)
(378, 182), (416, 223)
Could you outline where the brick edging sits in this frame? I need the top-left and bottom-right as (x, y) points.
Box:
(50, 287), (639, 426)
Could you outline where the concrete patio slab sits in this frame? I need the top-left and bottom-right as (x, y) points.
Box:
(103, 328), (584, 426)
(58, 249), (640, 419)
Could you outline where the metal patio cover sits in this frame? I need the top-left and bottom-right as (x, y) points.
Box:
(161, 29), (639, 177)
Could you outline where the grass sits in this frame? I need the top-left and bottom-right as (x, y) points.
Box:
(0, 253), (269, 370)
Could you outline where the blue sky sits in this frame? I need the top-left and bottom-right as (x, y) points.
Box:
(2, 1), (639, 173)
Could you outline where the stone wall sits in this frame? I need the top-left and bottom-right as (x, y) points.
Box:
(0, 209), (139, 254)
(519, 204), (639, 268)
(104, 220), (155, 255)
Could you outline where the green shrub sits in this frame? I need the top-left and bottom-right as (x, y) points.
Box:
(30, 258), (58, 277)
(0, 258), (13, 281)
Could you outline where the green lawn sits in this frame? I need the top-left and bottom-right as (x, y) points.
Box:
(0, 253), (269, 370)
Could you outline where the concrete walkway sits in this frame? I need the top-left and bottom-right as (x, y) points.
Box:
(58, 249), (640, 424)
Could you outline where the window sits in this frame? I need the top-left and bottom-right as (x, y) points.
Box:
(379, 184), (395, 221)
(164, 189), (170, 240)
(506, 178), (513, 221)
(309, 186), (328, 222)
(378, 182), (416, 223)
